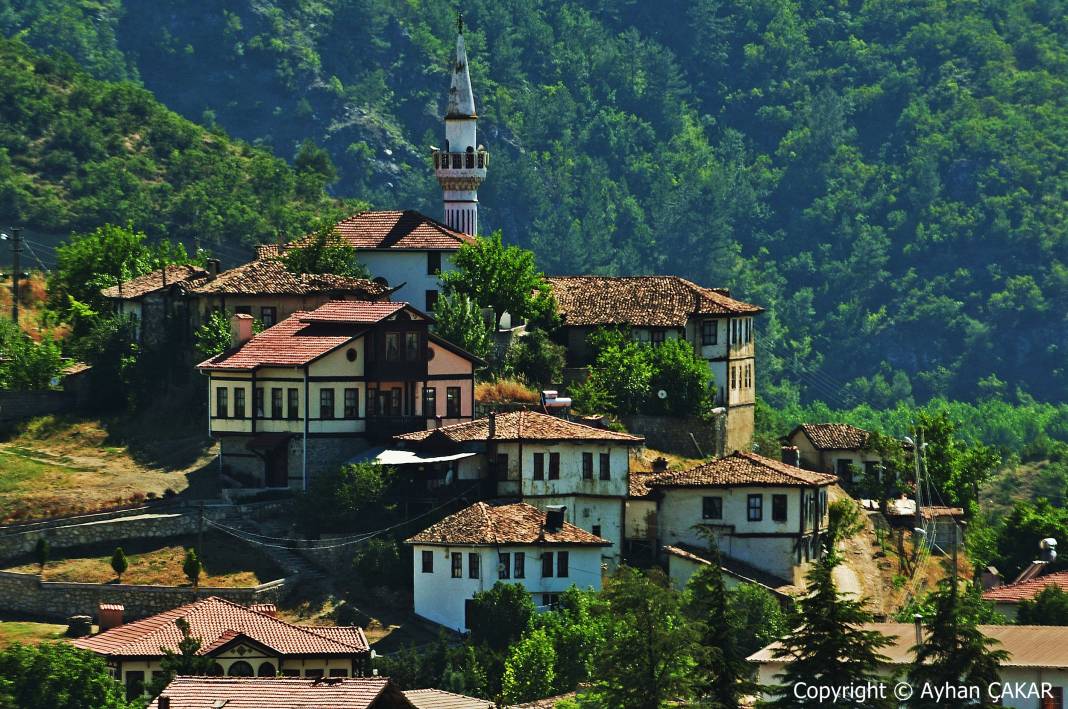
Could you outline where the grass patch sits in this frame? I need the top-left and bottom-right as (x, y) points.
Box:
(0, 620), (67, 648)
(4, 534), (283, 588)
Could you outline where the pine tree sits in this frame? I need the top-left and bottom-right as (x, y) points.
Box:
(684, 541), (749, 707)
(767, 552), (893, 707)
(33, 538), (49, 573)
(908, 581), (1008, 708)
(182, 549), (202, 592)
(110, 547), (128, 583)
(149, 617), (215, 696)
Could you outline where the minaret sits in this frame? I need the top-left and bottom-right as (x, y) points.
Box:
(434, 15), (487, 236)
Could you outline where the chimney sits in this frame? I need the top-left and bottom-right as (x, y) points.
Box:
(230, 313), (254, 348)
(98, 603), (124, 631)
(914, 614), (923, 649)
(544, 505), (566, 532)
(158, 697), (171, 709)
(206, 258), (221, 279)
(651, 456), (669, 474)
(781, 445), (800, 467)
(488, 411), (496, 440)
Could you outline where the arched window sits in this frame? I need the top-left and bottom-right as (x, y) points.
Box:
(257, 662), (276, 677)
(207, 663), (224, 677)
(465, 146), (474, 168)
(228, 661), (254, 677)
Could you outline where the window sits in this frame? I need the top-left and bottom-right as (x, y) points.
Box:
(234, 388), (245, 419)
(228, 661), (254, 677)
(864, 461), (880, 480)
(468, 552), (480, 579)
(344, 388), (359, 419)
(125, 671), (145, 700)
(269, 388), (281, 418)
(260, 306), (277, 328)
(498, 553), (510, 579)
(514, 552), (525, 578)
(599, 453), (611, 480)
(542, 593), (560, 608)
(422, 550), (433, 573)
(304, 669), (323, 678)
(747, 494), (763, 522)
(287, 388), (298, 420)
(747, 318), (753, 342)
(319, 389), (335, 419)
(651, 329), (666, 345)
(281, 669), (300, 677)
(533, 452), (545, 480)
(423, 387), (437, 417)
(328, 669), (349, 677)
(541, 552), (553, 577)
(557, 551), (569, 577)
(385, 332), (400, 361)
(254, 387), (264, 418)
(496, 454), (509, 476)
(731, 366), (737, 390)
(216, 387), (228, 418)
(702, 496), (723, 520)
(836, 459), (855, 483)
(426, 289), (439, 312)
(234, 305), (252, 315)
(772, 494), (788, 522)
(405, 332), (419, 361)
(1040, 686), (1063, 709)
(451, 552), (462, 578)
(701, 320), (718, 345)
(427, 251), (442, 275)
(258, 662), (277, 676)
(592, 524), (601, 538)
(390, 387), (402, 416)
(582, 452), (593, 479)
(446, 387), (461, 417)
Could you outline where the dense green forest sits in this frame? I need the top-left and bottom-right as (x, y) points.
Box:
(1, 0), (1066, 406)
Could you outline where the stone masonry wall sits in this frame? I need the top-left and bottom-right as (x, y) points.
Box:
(0, 390), (73, 423)
(621, 414), (723, 458)
(0, 512), (198, 561)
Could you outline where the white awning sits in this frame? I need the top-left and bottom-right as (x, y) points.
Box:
(373, 449), (477, 466)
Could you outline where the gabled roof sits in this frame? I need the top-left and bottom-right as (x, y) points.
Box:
(187, 258), (390, 298)
(395, 410), (643, 444)
(196, 311), (354, 371)
(301, 210), (476, 251)
(405, 501), (610, 547)
(100, 264), (209, 300)
(297, 300), (416, 324)
(404, 688), (494, 709)
(71, 596), (368, 658)
(663, 544), (803, 598)
(982, 570), (1068, 604)
(547, 276), (762, 328)
(649, 451), (837, 489)
(149, 676), (411, 709)
(790, 423), (872, 451)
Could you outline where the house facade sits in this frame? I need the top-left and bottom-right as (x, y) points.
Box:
(101, 263), (211, 345)
(392, 410), (644, 562)
(197, 301), (480, 488)
(786, 422), (884, 486)
(547, 276), (763, 453)
(405, 501), (609, 633)
(649, 451), (837, 587)
(72, 597), (370, 699)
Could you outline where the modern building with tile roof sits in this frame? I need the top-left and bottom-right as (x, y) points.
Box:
(652, 452), (837, 589)
(196, 301), (481, 488)
(786, 423), (885, 485)
(406, 502), (609, 633)
(403, 688), (493, 709)
(983, 570), (1068, 618)
(73, 597), (370, 696)
(149, 676), (415, 709)
(547, 275), (762, 455)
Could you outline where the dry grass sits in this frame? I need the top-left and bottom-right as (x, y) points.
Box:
(629, 447), (704, 472)
(475, 378), (540, 404)
(0, 619), (68, 648)
(4, 534), (283, 587)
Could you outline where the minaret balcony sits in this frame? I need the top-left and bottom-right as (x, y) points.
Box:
(433, 149), (489, 180)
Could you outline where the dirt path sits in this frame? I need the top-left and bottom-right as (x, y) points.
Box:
(830, 486), (892, 616)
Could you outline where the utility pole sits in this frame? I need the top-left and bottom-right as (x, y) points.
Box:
(197, 500), (205, 559)
(913, 426), (923, 548)
(10, 227), (21, 325)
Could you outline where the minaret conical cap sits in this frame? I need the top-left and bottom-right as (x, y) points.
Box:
(445, 32), (476, 118)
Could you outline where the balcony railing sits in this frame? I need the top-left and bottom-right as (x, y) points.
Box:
(433, 149), (489, 171)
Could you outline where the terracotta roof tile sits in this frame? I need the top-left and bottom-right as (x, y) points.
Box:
(290, 210), (475, 251)
(405, 501), (610, 547)
(188, 258), (390, 298)
(793, 423), (872, 451)
(547, 276), (762, 328)
(100, 264), (209, 299)
(197, 312), (353, 371)
(395, 411), (643, 444)
(649, 451), (837, 488)
(297, 300), (411, 324)
(404, 688), (495, 709)
(148, 676), (406, 709)
(982, 570), (1068, 604)
(628, 470), (658, 499)
(72, 596), (369, 658)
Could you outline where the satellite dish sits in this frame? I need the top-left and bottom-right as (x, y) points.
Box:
(657, 390), (668, 400)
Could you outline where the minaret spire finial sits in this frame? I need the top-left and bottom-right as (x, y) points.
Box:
(457, 12), (464, 34)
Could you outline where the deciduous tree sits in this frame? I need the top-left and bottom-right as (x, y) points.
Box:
(0, 643), (133, 709)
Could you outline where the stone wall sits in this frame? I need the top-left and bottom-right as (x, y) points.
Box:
(620, 414), (723, 458)
(0, 390), (73, 423)
(0, 512), (198, 562)
(0, 571), (292, 620)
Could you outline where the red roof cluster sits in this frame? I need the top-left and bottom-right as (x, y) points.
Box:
(197, 312), (353, 371)
(982, 570), (1068, 604)
(149, 676), (409, 709)
(649, 451), (838, 488)
(297, 300), (412, 324)
(395, 410), (643, 444)
(72, 596), (369, 658)
(405, 501), (610, 547)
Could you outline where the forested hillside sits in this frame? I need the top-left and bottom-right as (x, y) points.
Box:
(1, 0), (1066, 405)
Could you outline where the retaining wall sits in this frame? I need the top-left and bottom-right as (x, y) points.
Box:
(0, 390), (73, 423)
(620, 414), (722, 458)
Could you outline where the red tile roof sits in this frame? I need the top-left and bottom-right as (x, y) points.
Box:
(72, 596), (369, 658)
(197, 312), (354, 371)
(547, 276), (762, 328)
(297, 300), (412, 324)
(294, 210), (476, 251)
(188, 258), (390, 298)
(395, 410), (644, 444)
(404, 688), (494, 709)
(149, 676), (410, 709)
(982, 570), (1068, 604)
(649, 451), (837, 488)
(405, 501), (610, 547)
(100, 264), (209, 299)
(791, 423), (872, 451)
